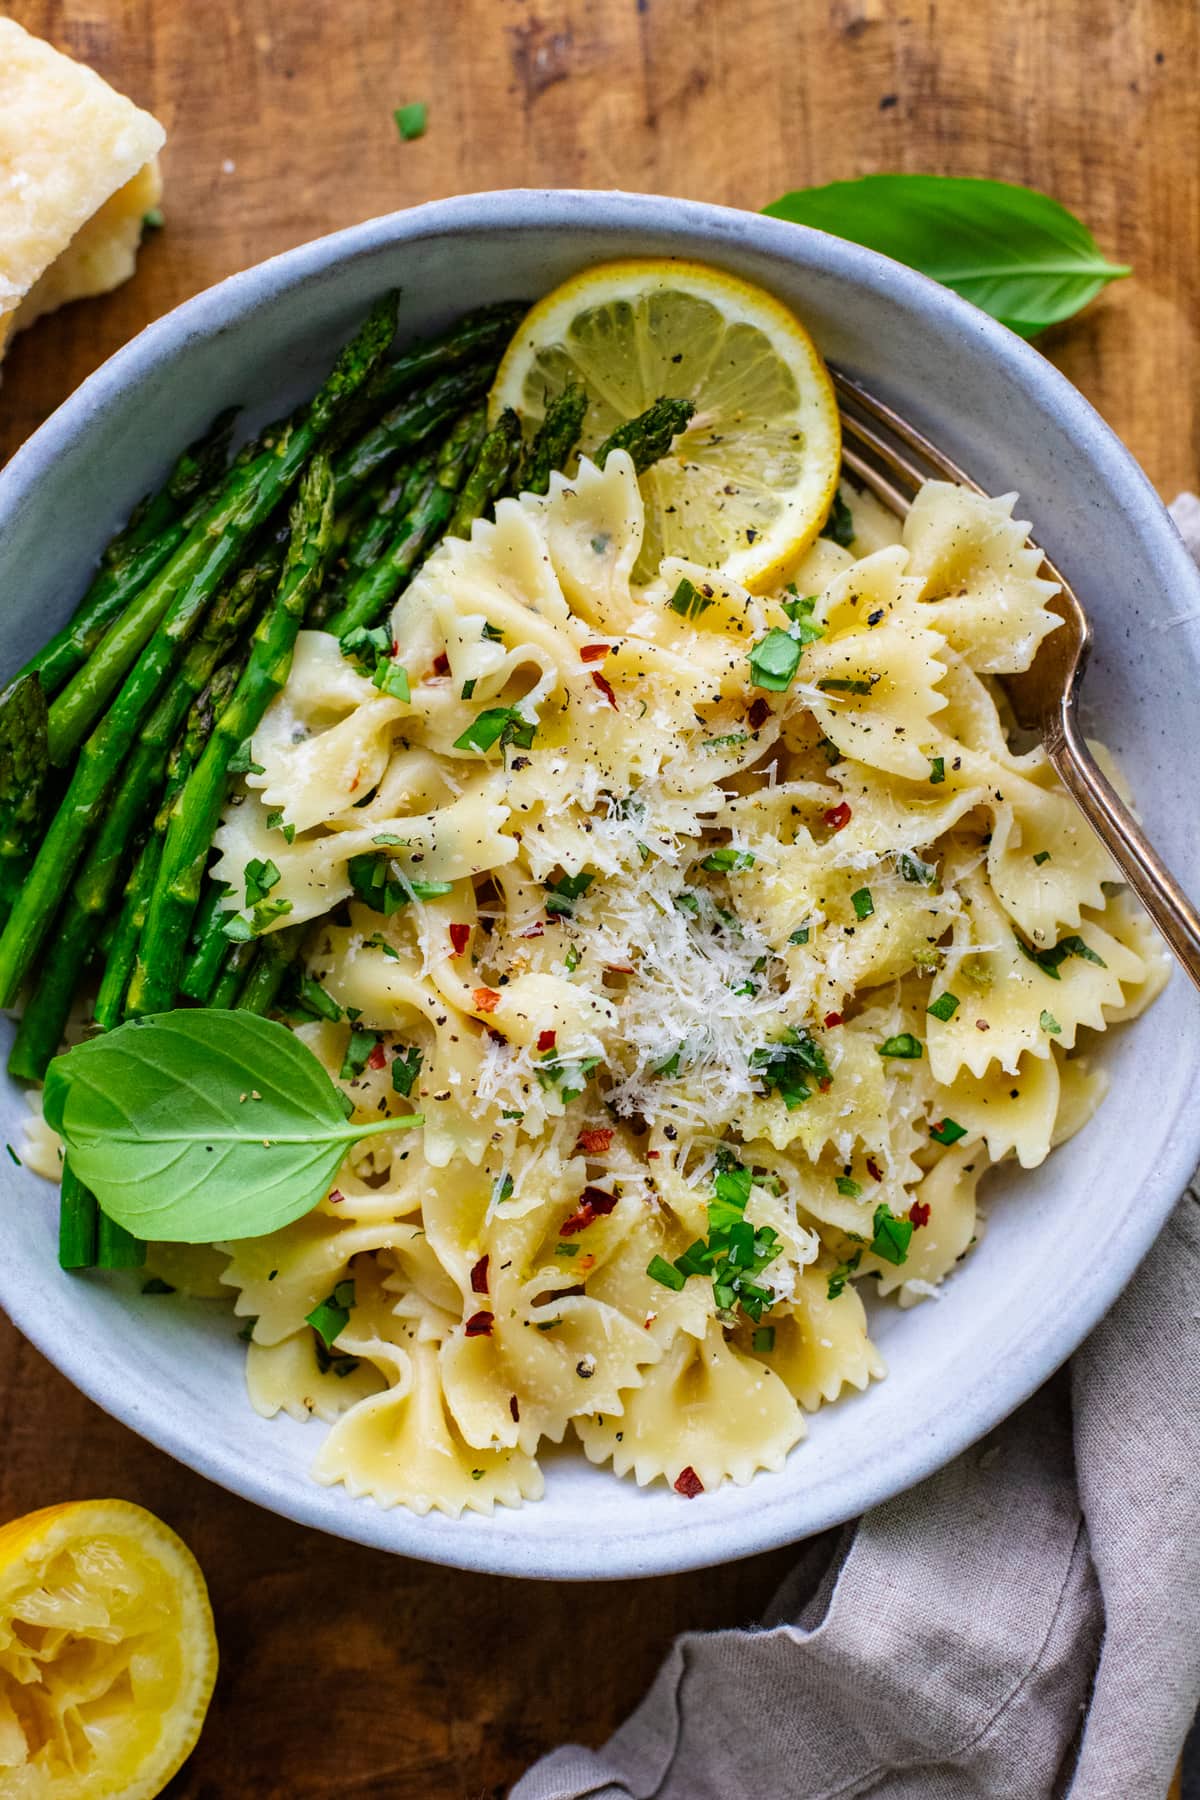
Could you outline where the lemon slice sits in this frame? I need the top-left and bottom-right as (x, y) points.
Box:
(0, 1499), (217, 1798)
(491, 257), (841, 588)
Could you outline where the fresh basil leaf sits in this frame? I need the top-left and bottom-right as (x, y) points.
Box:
(763, 174), (1129, 338)
(45, 1011), (420, 1243)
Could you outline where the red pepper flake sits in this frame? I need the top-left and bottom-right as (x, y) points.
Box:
(559, 1186), (619, 1237)
(328, 1189), (345, 1205)
(509, 1394), (520, 1422)
(518, 921), (544, 939)
(433, 652), (450, 676)
(603, 961), (635, 975)
(366, 1041), (388, 1071)
(646, 1149), (660, 1159)
(823, 1011), (843, 1029)
(866, 1156), (884, 1183)
(823, 801), (852, 832)
(473, 987), (501, 1014)
(449, 922), (470, 957)
(470, 1254), (490, 1294)
(592, 671), (618, 709)
(909, 1200), (931, 1229)
(580, 643), (610, 663)
(818, 1076), (832, 1092)
(464, 1310), (494, 1337)
(747, 697), (771, 730)
(576, 1126), (614, 1155)
(674, 1466), (704, 1499)
(537, 1029), (557, 1053)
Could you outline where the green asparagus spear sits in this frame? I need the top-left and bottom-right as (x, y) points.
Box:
(332, 362), (492, 508)
(58, 1160), (98, 1271)
(178, 881), (234, 1003)
(15, 408), (237, 704)
(234, 920), (307, 1014)
(366, 301), (526, 410)
(0, 301), (394, 1009)
(324, 408), (485, 639)
(447, 408), (523, 539)
(96, 1211), (145, 1269)
(209, 939), (258, 1009)
(595, 396), (695, 474)
(45, 296), (395, 766)
(127, 457), (337, 1016)
(7, 570), (266, 1078)
(517, 384), (588, 496)
(92, 835), (158, 1032)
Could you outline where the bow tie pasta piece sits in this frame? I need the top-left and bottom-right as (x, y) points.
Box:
(927, 1049), (1061, 1169)
(253, 694), (408, 834)
(986, 760), (1118, 940)
(799, 550), (952, 779)
(219, 1212), (430, 1346)
(902, 482), (1063, 673)
(575, 1319), (805, 1492)
(313, 1336), (544, 1516)
(1087, 890), (1171, 1025)
(929, 874), (1146, 1083)
(246, 1331), (385, 1424)
(525, 454), (645, 631)
(736, 1266), (886, 1411)
(869, 1142), (987, 1300)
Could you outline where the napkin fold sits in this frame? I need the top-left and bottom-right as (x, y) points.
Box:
(514, 497), (1200, 1800)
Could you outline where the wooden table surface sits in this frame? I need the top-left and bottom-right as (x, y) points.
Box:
(2, 2), (1197, 1795)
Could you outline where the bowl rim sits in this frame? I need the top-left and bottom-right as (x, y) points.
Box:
(3, 186), (1198, 1580)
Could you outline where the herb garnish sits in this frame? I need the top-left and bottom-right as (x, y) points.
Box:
(668, 577), (713, 620)
(751, 1026), (831, 1109)
(748, 628), (803, 692)
(308, 1279), (355, 1350)
(394, 101), (428, 141)
(645, 1154), (780, 1322)
(869, 1203), (913, 1265)
(927, 992), (959, 1022)
(454, 706), (536, 754)
(544, 870), (594, 917)
(877, 1032), (923, 1059)
(851, 887), (874, 920)
(819, 490), (855, 547)
(1015, 931), (1107, 979)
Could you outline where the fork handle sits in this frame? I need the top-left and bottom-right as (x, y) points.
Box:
(1047, 703), (1200, 993)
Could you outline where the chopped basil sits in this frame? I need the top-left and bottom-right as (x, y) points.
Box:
(835, 1175), (862, 1198)
(869, 1203), (913, 1266)
(339, 623), (391, 669)
(752, 1325), (776, 1352)
(673, 891), (700, 916)
(701, 730), (749, 753)
(752, 1026), (831, 1110)
(668, 576), (713, 620)
(372, 659), (411, 702)
(647, 1253), (686, 1292)
(454, 706), (536, 754)
(555, 1242), (581, 1258)
(827, 1249), (862, 1299)
(366, 933), (401, 960)
(390, 1046), (422, 1096)
(563, 943), (581, 974)
(930, 1117), (967, 1145)
(461, 678), (477, 700)
(877, 1032), (923, 1059)
(929, 756), (946, 784)
(898, 851), (935, 885)
(295, 975), (343, 1023)
(817, 675), (877, 697)
(851, 886), (874, 920)
(228, 738), (265, 776)
(394, 100), (427, 140)
(702, 847), (755, 873)
(748, 628), (803, 692)
(492, 1172), (514, 1204)
(1033, 850), (1052, 866)
(307, 1278), (355, 1350)
(544, 870), (594, 917)
(265, 809), (297, 845)
(926, 992), (959, 1022)
(781, 590), (825, 643)
(535, 1052), (601, 1105)
(654, 1046), (684, 1078)
(1040, 1009), (1062, 1035)
(340, 1027), (377, 1081)
(820, 489), (855, 547)
(244, 857), (281, 907)
(481, 621), (505, 643)
(789, 925), (811, 945)
(1015, 931), (1107, 979)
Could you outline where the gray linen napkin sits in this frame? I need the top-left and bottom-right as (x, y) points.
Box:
(513, 497), (1200, 1800)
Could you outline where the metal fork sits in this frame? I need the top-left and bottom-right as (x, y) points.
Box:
(833, 368), (1200, 992)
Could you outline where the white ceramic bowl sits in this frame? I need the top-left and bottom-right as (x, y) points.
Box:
(2, 191), (1198, 1579)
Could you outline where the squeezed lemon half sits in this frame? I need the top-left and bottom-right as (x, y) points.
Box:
(490, 257), (842, 589)
(0, 1499), (217, 1799)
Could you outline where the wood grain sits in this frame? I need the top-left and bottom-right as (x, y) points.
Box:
(1, 1), (1197, 1794)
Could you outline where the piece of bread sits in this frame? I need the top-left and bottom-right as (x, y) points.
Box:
(0, 18), (165, 357)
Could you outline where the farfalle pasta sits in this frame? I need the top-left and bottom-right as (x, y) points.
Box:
(199, 461), (1166, 1515)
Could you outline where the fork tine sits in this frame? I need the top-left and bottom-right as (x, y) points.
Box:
(832, 368), (979, 491)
